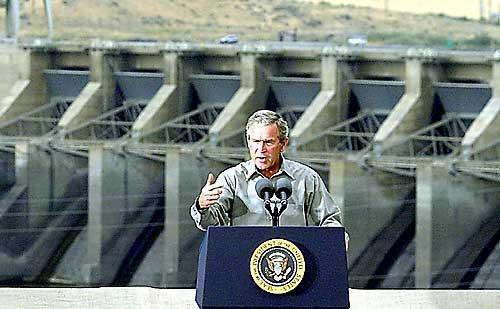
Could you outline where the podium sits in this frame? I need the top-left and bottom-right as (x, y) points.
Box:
(195, 226), (349, 308)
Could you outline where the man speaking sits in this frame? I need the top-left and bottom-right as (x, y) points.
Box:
(190, 110), (346, 234)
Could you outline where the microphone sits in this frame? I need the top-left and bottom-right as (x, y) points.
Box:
(255, 179), (275, 201)
(275, 178), (292, 219)
(256, 179), (275, 223)
(275, 178), (292, 201)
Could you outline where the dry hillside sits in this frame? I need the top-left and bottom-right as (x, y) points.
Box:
(3, 0), (500, 48)
(305, 0), (500, 20)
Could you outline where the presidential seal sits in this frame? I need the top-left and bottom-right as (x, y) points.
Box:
(250, 238), (305, 294)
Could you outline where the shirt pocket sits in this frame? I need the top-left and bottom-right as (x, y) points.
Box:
(281, 202), (301, 217)
(279, 202), (305, 226)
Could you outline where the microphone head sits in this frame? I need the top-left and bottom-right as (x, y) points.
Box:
(276, 178), (292, 199)
(255, 179), (275, 199)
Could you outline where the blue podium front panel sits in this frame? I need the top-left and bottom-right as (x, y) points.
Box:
(196, 226), (349, 309)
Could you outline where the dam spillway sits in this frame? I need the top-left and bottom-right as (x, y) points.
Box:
(0, 41), (499, 289)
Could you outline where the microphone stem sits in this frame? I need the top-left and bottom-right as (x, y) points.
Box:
(272, 205), (279, 227)
(278, 200), (288, 216)
(271, 201), (288, 227)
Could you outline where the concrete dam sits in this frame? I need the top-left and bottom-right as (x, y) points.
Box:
(0, 41), (499, 289)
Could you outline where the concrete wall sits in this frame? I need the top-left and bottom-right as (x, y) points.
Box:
(0, 150), (16, 191)
(416, 162), (500, 288)
(374, 58), (437, 154)
(0, 44), (27, 97)
(84, 145), (164, 285)
(0, 142), (88, 281)
(330, 157), (415, 287)
(461, 60), (500, 157)
(290, 55), (351, 149)
(164, 147), (215, 286)
(209, 53), (268, 142)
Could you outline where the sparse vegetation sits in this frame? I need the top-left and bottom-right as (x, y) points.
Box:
(463, 33), (496, 47)
(274, 2), (303, 18)
(369, 31), (449, 47)
(318, 1), (335, 9)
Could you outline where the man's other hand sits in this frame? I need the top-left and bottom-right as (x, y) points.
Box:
(198, 173), (223, 209)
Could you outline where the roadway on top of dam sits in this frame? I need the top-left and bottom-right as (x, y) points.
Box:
(11, 37), (498, 60)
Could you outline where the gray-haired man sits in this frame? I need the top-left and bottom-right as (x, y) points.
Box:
(191, 110), (348, 246)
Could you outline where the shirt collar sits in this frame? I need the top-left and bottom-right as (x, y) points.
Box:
(244, 155), (296, 181)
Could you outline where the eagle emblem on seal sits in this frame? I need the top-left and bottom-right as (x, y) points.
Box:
(265, 252), (292, 282)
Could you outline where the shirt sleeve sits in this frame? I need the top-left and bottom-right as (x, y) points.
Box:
(307, 173), (343, 228)
(190, 170), (235, 231)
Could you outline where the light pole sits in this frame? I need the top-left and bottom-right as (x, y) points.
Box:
(5, 0), (53, 40)
(6, 0), (20, 39)
(44, 0), (53, 39)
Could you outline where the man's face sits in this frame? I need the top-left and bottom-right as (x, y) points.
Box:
(247, 123), (288, 177)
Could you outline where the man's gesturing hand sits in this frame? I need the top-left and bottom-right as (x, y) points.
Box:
(198, 173), (223, 209)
